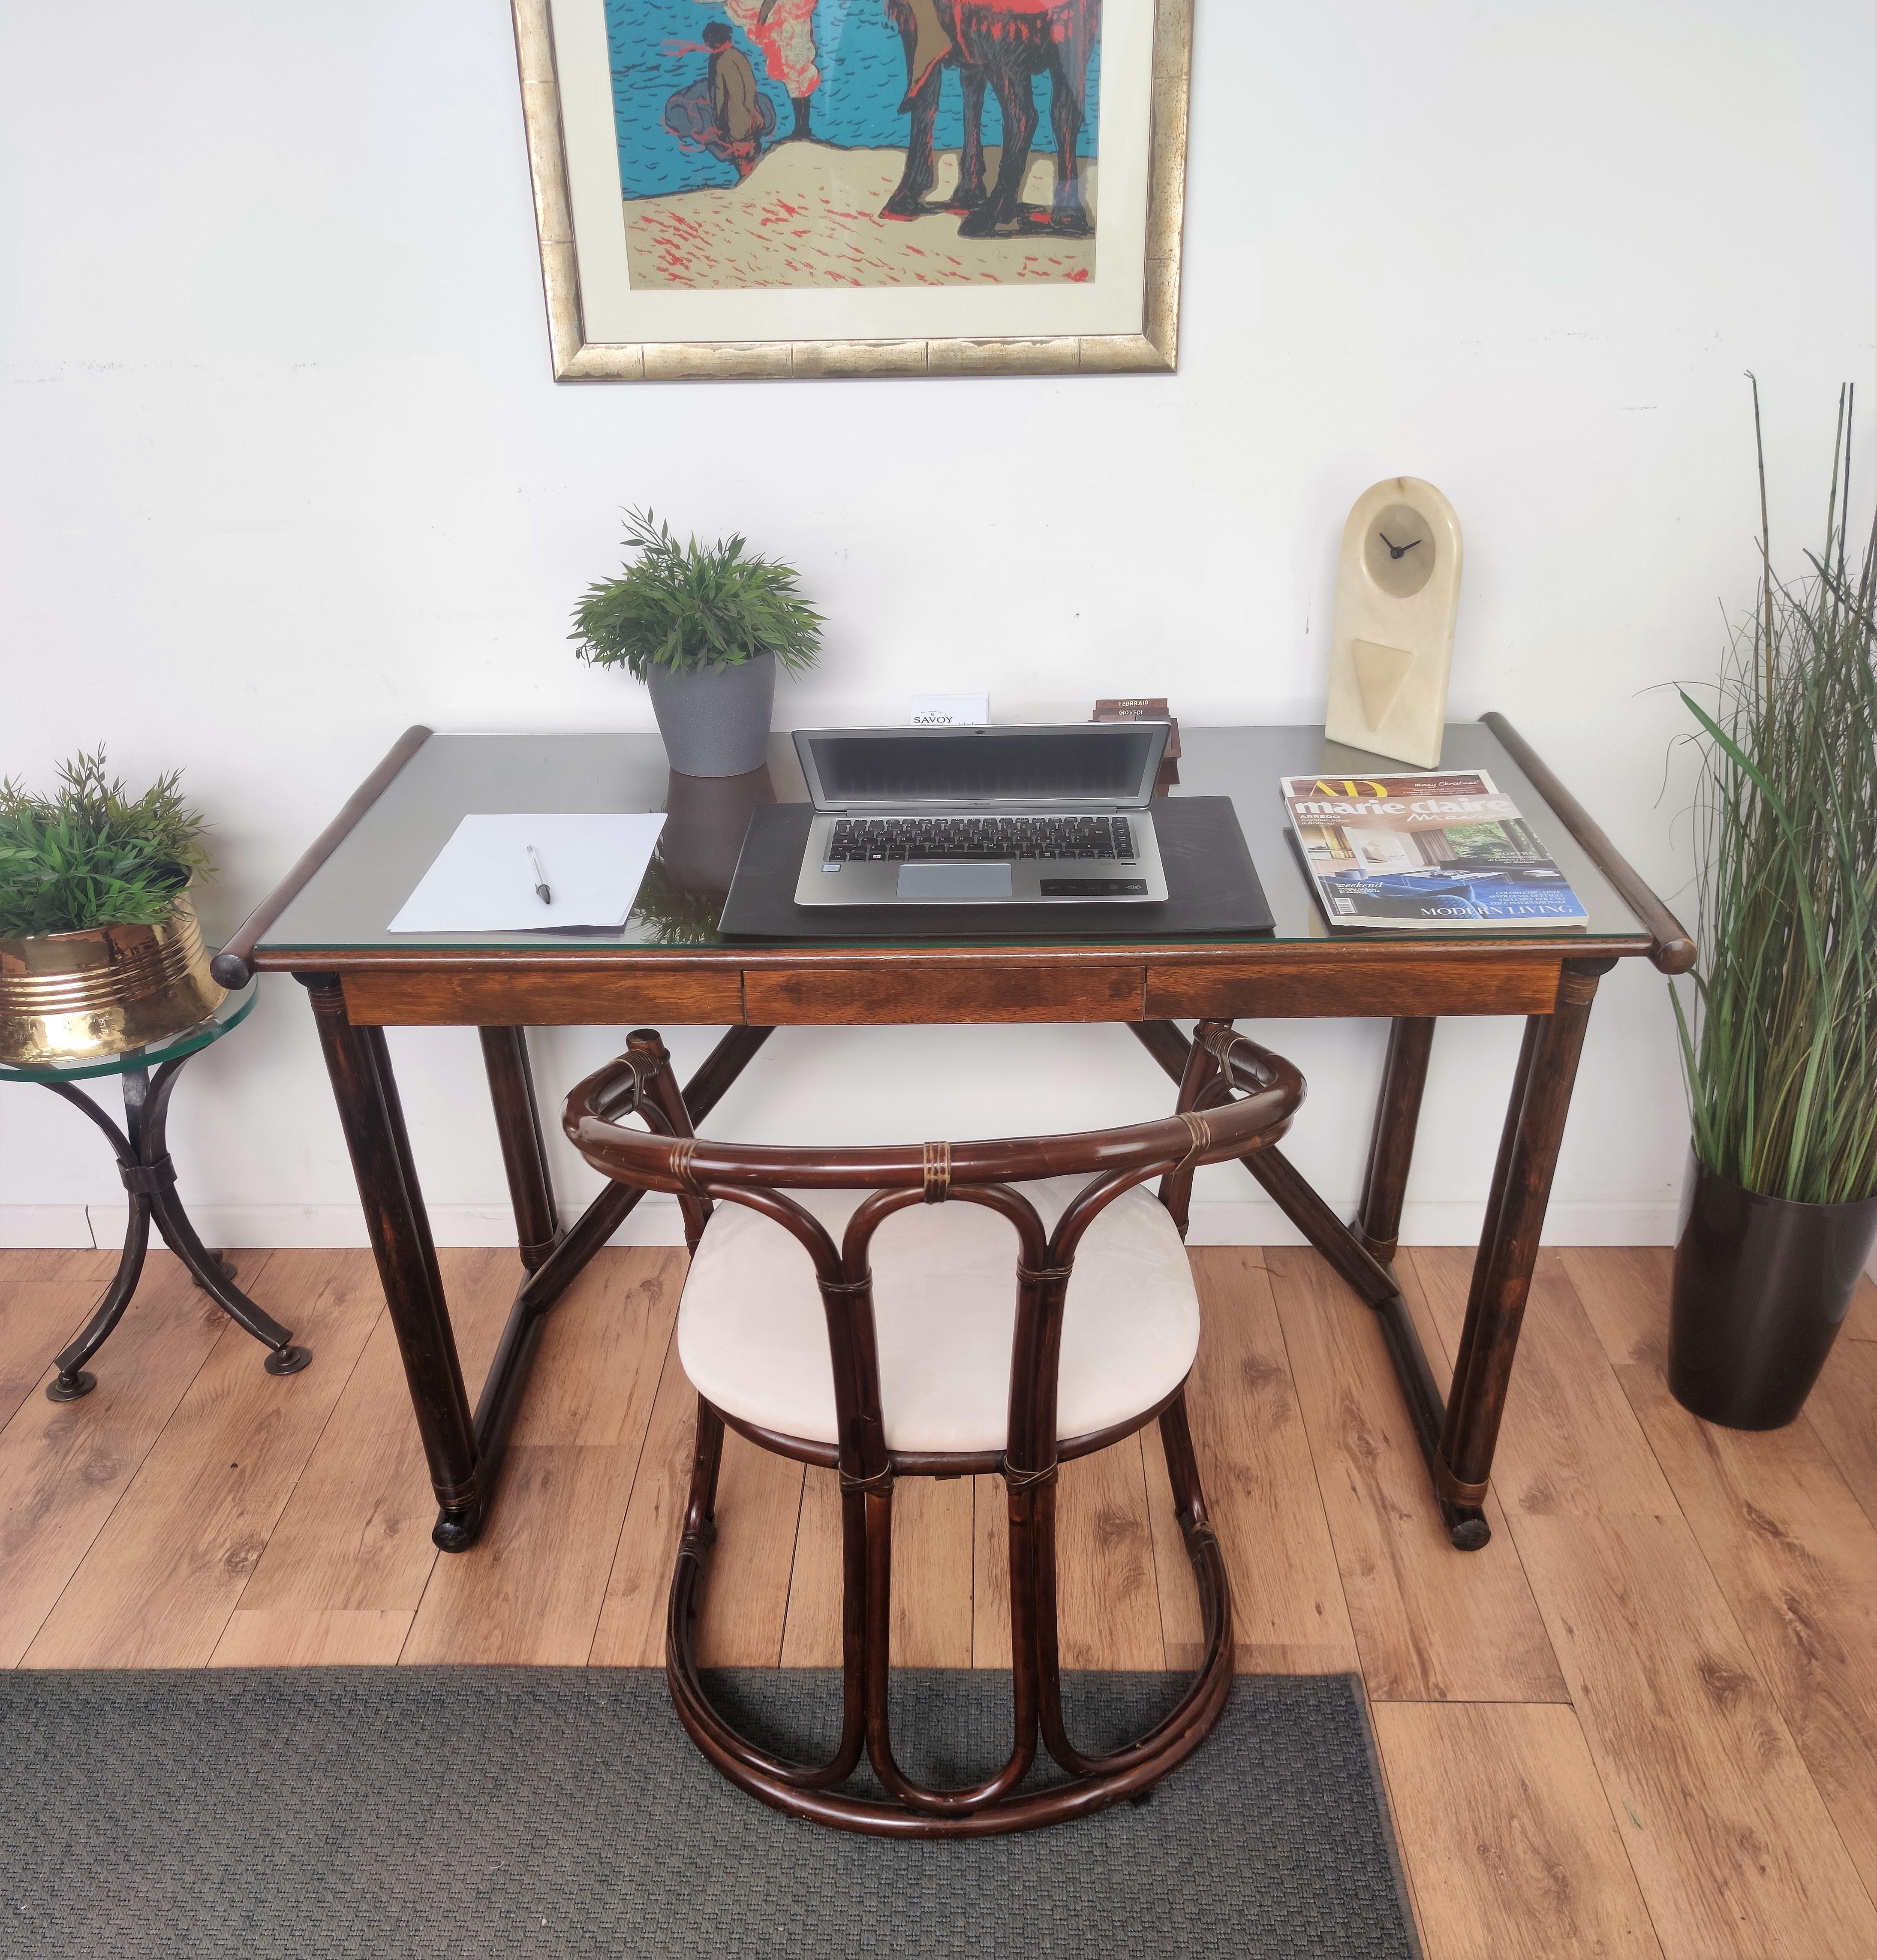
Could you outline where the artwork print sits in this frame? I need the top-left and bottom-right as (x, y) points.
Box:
(608, 1), (1103, 292)
(517, 0), (1185, 378)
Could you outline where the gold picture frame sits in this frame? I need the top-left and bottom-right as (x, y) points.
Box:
(511, 0), (1193, 382)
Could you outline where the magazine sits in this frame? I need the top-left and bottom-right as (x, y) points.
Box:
(1281, 770), (1588, 930)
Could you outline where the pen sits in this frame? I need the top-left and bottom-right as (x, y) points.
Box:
(527, 845), (552, 906)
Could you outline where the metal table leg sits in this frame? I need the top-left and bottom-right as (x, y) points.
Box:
(42, 1056), (310, 1401)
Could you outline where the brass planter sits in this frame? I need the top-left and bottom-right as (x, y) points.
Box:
(0, 892), (226, 1066)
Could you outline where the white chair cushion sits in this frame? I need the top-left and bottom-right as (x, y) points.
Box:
(677, 1175), (1199, 1455)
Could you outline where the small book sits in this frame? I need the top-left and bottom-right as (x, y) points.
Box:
(1094, 697), (1180, 790)
(1281, 770), (1588, 930)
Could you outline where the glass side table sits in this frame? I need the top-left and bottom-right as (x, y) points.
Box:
(0, 984), (311, 1401)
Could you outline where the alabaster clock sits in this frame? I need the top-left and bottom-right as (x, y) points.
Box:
(1324, 477), (1464, 769)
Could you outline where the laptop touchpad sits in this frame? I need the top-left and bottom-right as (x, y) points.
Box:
(897, 862), (1012, 900)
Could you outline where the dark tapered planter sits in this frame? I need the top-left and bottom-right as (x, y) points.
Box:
(1669, 1150), (1877, 1429)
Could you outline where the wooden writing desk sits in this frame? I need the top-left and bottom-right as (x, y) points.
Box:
(216, 721), (1692, 1555)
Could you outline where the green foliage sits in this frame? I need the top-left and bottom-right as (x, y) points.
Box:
(1673, 382), (1877, 1204)
(0, 750), (212, 938)
(569, 507), (822, 684)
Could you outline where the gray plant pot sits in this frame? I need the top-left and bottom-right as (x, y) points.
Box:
(644, 654), (776, 778)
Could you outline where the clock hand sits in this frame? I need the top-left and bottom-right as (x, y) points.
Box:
(1378, 532), (1423, 560)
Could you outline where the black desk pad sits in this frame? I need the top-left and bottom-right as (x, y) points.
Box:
(717, 796), (1275, 941)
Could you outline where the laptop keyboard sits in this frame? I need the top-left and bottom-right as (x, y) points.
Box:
(826, 815), (1137, 863)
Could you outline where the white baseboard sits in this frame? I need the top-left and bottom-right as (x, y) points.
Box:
(0, 1206), (99, 1249)
(1183, 1198), (1680, 1247)
(29, 1198), (698, 1252)
(4, 1196), (1682, 1251)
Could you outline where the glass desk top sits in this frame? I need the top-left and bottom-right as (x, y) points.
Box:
(0, 983), (258, 1085)
(257, 726), (1653, 958)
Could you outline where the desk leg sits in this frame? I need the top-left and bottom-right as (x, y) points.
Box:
(467, 1021), (779, 1524)
(480, 1027), (560, 1273)
(304, 975), (482, 1551)
(1354, 1018), (1436, 1265)
(1134, 1017), (1491, 1549)
(1138, 988), (1606, 1551)
(1239, 1138), (1490, 1550)
(1437, 960), (1613, 1517)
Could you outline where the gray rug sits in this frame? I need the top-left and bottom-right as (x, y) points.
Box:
(0, 1668), (1420, 1959)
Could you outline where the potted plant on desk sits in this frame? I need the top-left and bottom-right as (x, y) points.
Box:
(1669, 384), (1877, 1428)
(570, 507), (822, 777)
(0, 750), (222, 1064)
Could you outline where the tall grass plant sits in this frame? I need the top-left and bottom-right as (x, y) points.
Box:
(1673, 382), (1877, 1205)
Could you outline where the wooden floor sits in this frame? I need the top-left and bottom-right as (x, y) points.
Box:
(3, 1241), (1875, 1957)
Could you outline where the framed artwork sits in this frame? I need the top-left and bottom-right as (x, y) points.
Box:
(511, 0), (1193, 380)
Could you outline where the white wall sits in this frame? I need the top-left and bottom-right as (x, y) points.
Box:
(3, 0), (1874, 1254)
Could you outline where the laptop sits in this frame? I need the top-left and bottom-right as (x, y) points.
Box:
(791, 723), (1172, 906)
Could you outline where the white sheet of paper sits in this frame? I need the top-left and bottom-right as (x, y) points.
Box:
(388, 813), (668, 933)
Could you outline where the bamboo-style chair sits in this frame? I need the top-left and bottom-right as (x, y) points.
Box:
(562, 1022), (1305, 1837)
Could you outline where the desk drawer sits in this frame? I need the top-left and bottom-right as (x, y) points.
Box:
(1146, 956), (1562, 1021)
(340, 967), (743, 1027)
(745, 963), (1145, 1025)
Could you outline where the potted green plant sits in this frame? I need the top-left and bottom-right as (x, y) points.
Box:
(570, 508), (822, 777)
(0, 750), (223, 1066)
(1669, 382), (1877, 1428)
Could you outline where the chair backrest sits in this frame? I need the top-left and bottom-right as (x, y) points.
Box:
(562, 1025), (1303, 1482)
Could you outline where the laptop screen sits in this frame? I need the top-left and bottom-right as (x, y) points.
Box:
(797, 725), (1167, 810)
